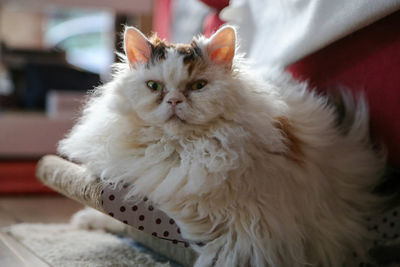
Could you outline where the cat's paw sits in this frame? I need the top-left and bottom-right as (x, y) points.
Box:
(70, 207), (126, 233)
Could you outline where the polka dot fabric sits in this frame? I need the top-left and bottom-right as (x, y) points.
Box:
(101, 183), (190, 248)
(343, 206), (400, 266)
(367, 208), (400, 244)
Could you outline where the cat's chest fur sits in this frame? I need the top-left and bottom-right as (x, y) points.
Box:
(124, 124), (251, 202)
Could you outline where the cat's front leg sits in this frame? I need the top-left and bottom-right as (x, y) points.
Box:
(193, 232), (258, 267)
(193, 235), (229, 267)
(70, 207), (126, 233)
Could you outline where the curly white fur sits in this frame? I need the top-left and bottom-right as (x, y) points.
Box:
(58, 26), (384, 266)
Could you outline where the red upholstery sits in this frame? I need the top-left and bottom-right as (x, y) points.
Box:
(199, 0), (228, 37)
(288, 11), (400, 167)
(0, 161), (54, 194)
(203, 12), (225, 37)
(152, 0), (229, 39)
(199, 0), (229, 11)
(152, 0), (172, 40)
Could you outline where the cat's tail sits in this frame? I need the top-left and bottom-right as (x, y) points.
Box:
(329, 89), (372, 145)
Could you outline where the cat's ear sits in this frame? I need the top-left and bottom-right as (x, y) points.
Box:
(124, 26), (152, 67)
(206, 26), (236, 67)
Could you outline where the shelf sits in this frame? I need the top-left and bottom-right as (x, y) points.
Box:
(0, 112), (74, 158)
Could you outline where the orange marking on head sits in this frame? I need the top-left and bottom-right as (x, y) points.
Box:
(273, 117), (304, 164)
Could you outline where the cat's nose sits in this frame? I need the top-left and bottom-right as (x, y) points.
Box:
(167, 97), (183, 107)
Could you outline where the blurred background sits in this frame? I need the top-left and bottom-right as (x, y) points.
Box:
(0, 0), (399, 195)
(0, 0), (224, 194)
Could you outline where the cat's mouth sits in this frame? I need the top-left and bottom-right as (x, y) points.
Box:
(167, 114), (186, 123)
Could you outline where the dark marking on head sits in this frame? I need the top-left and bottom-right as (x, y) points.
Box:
(176, 41), (203, 76)
(149, 34), (169, 64)
(146, 33), (205, 75)
(176, 41), (202, 64)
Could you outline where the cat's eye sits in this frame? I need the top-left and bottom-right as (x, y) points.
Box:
(146, 80), (163, 91)
(190, 80), (207, 91)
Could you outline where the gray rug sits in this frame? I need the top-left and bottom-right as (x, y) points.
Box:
(4, 223), (171, 267)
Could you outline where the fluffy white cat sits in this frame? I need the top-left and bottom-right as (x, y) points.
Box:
(58, 26), (384, 266)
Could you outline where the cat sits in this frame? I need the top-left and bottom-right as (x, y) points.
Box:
(58, 25), (385, 266)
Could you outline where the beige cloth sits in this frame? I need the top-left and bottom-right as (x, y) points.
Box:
(5, 223), (170, 267)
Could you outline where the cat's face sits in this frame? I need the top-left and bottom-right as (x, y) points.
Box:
(117, 26), (238, 135)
